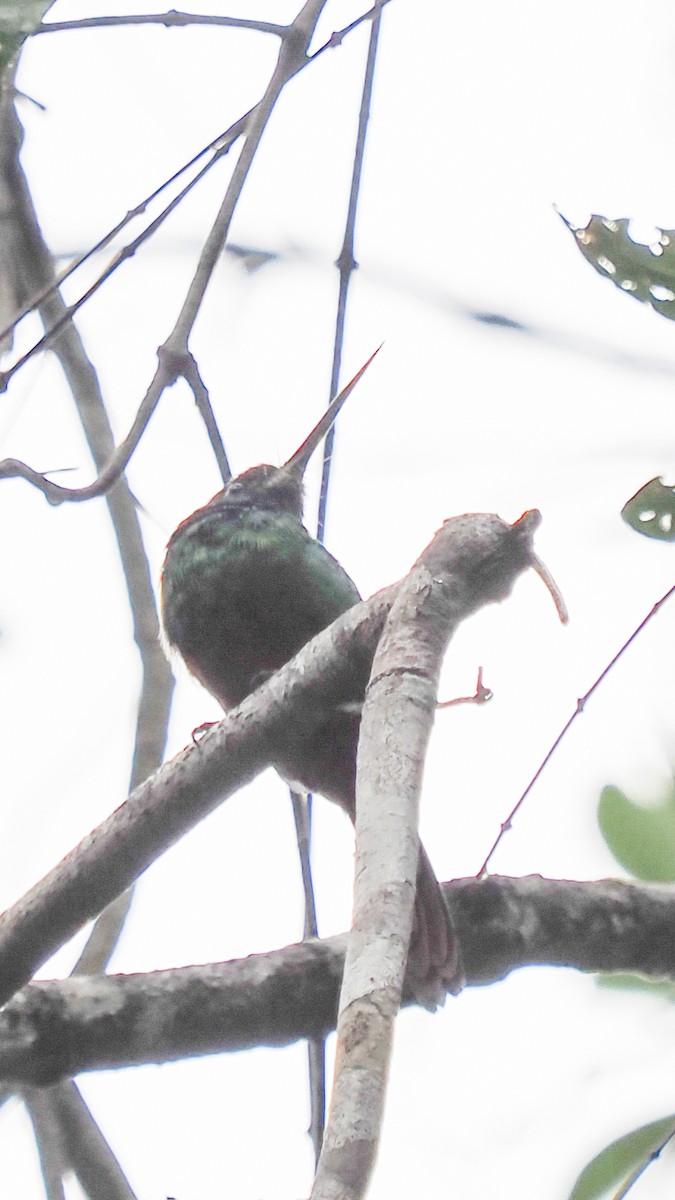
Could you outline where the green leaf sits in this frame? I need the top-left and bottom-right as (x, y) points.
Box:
(622, 476), (675, 541)
(598, 784), (675, 882)
(560, 211), (675, 321)
(568, 1114), (675, 1200)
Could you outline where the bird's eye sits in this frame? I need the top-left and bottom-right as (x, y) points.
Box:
(227, 481), (244, 494)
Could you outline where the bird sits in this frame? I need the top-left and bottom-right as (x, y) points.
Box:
(160, 357), (463, 1006)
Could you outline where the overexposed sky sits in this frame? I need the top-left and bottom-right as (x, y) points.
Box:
(3, 2), (675, 1197)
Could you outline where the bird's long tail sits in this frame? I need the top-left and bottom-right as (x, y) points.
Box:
(408, 840), (464, 1009)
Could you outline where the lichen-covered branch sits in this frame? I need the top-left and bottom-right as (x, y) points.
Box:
(1, 876), (673, 1087)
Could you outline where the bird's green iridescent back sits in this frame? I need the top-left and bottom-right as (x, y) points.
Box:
(162, 497), (361, 710)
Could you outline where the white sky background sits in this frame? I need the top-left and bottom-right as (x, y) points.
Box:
(2, 0), (675, 1197)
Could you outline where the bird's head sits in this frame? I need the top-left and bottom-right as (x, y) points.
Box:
(212, 346), (382, 519)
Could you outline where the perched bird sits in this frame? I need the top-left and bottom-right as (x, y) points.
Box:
(161, 359), (462, 1005)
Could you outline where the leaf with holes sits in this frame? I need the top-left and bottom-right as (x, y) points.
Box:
(622, 476), (675, 541)
(560, 212), (675, 321)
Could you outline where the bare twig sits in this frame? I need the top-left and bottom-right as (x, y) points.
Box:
(48, 1083), (139, 1200)
(316, 0), (385, 540)
(307, 1037), (327, 1166)
(0, 117), (247, 352)
(3, 876), (675, 1084)
(291, 792), (319, 942)
(34, 13), (285, 37)
(0, 0), (396, 533)
(0, 2), (333, 502)
(25, 1082), (139, 1200)
(310, 0), (394, 57)
(0, 350), (185, 500)
(183, 352), (231, 482)
(0, 2), (388, 364)
(24, 1090), (66, 1200)
(0, 128), (245, 402)
(477, 580), (675, 876)
(291, 788), (324, 1163)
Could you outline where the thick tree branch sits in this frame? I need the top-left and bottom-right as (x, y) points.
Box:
(1, 877), (673, 1087)
(0, 512), (538, 1009)
(312, 512), (539, 1200)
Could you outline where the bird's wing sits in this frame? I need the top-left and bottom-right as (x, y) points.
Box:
(299, 536), (362, 622)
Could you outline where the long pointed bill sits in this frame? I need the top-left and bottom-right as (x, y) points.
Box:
(284, 344), (382, 476)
